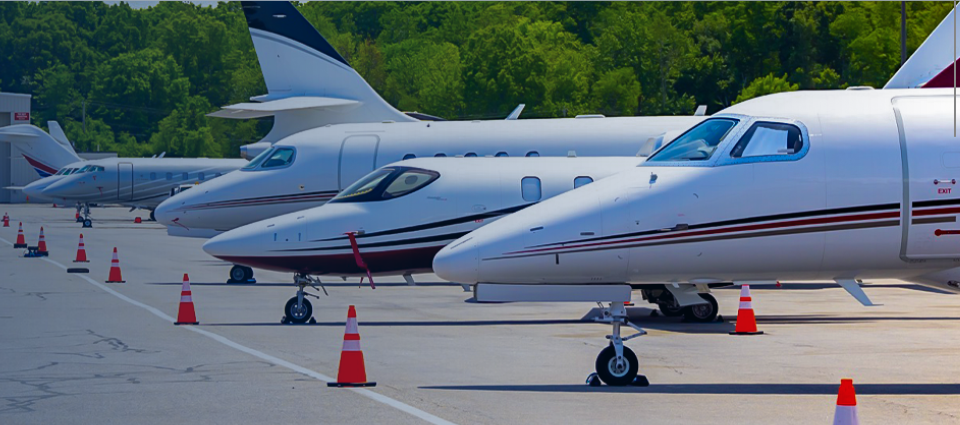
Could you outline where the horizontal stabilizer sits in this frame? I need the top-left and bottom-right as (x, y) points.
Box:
(4, 186), (25, 191)
(208, 96), (361, 119)
(0, 127), (40, 139)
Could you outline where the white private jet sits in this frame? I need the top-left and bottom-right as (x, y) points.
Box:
(201, 156), (644, 322)
(433, 88), (960, 385)
(155, 2), (706, 284)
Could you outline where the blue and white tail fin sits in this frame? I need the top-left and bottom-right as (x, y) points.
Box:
(213, 1), (416, 144)
(0, 123), (83, 178)
(885, 6), (959, 88)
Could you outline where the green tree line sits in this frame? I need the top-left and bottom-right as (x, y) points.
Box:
(0, 1), (951, 158)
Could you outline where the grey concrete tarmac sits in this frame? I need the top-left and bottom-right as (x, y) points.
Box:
(1, 204), (959, 424)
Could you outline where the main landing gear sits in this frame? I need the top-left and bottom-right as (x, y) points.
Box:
(280, 273), (328, 325)
(586, 301), (648, 387)
(76, 203), (92, 228)
(227, 265), (256, 284)
(643, 286), (719, 323)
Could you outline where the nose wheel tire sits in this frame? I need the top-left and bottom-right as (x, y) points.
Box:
(595, 345), (639, 386)
(82, 219), (92, 228)
(149, 210), (155, 221)
(682, 293), (719, 323)
(284, 297), (313, 324)
(228, 265), (254, 283)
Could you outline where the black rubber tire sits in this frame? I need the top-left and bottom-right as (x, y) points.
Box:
(595, 345), (639, 386)
(149, 210), (156, 221)
(229, 265), (247, 282)
(243, 266), (254, 281)
(83, 219), (92, 228)
(682, 293), (719, 323)
(658, 301), (684, 317)
(284, 297), (313, 324)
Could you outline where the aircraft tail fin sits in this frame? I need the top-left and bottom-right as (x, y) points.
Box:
(0, 124), (83, 178)
(225, 1), (416, 143)
(885, 6), (960, 88)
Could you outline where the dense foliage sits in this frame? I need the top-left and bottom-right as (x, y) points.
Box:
(0, 1), (951, 157)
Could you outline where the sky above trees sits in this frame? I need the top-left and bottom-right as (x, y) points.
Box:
(0, 2), (951, 157)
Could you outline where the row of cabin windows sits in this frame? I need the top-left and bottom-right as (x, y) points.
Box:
(520, 176), (594, 202)
(148, 172), (222, 181)
(402, 151), (541, 160)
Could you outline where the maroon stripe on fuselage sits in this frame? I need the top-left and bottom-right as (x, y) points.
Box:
(912, 206), (960, 217)
(186, 193), (336, 210)
(217, 245), (443, 276)
(506, 210), (901, 256)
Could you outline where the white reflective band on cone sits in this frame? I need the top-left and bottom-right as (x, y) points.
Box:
(345, 319), (358, 334)
(739, 301), (753, 309)
(342, 340), (362, 351)
(833, 406), (859, 425)
(180, 295), (193, 303)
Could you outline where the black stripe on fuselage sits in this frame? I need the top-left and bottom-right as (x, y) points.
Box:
(528, 202), (901, 249)
(313, 204), (532, 242)
(913, 198), (960, 208)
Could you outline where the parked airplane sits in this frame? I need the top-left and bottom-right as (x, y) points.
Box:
(154, 4), (705, 284)
(433, 87), (960, 385)
(40, 157), (247, 224)
(0, 122), (85, 203)
(201, 156), (644, 322)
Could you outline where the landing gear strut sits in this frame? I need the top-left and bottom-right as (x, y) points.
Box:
(281, 273), (327, 325)
(586, 301), (648, 386)
(227, 265), (256, 284)
(77, 203), (92, 228)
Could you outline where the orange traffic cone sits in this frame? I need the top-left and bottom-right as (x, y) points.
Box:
(833, 379), (859, 425)
(134, 217), (142, 224)
(36, 227), (48, 255)
(328, 305), (376, 387)
(14, 222), (27, 248)
(730, 285), (763, 335)
(75, 211), (80, 221)
(174, 273), (199, 325)
(74, 234), (88, 263)
(106, 247), (125, 283)
(2, 212), (8, 227)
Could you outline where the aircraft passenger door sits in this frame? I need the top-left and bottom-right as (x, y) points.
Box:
(338, 135), (380, 190)
(897, 96), (960, 259)
(117, 163), (134, 201)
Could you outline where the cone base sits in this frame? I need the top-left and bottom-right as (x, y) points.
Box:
(174, 322), (199, 326)
(327, 381), (376, 387)
(13, 244), (27, 248)
(106, 280), (126, 283)
(729, 331), (764, 335)
(67, 268), (89, 274)
(73, 260), (89, 263)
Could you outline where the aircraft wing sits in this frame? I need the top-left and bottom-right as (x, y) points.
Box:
(208, 96), (361, 119)
(4, 186), (25, 191)
(0, 127), (40, 140)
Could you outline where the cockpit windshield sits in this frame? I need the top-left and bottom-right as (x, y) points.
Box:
(646, 118), (740, 162)
(76, 165), (93, 173)
(55, 168), (66, 176)
(330, 167), (441, 203)
(241, 147), (274, 170)
(241, 147), (296, 171)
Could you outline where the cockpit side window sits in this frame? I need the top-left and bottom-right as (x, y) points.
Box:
(55, 169), (65, 176)
(729, 122), (803, 159)
(241, 147), (275, 170)
(259, 147), (296, 169)
(647, 118), (740, 162)
(383, 169), (440, 199)
(331, 167), (440, 203)
(76, 165), (92, 173)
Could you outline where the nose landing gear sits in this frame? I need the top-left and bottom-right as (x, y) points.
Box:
(588, 301), (648, 387)
(281, 273), (327, 325)
(77, 203), (93, 228)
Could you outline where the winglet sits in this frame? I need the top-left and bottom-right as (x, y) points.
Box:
(506, 104), (525, 120)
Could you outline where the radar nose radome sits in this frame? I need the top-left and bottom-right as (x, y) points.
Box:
(433, 237), (480, 284)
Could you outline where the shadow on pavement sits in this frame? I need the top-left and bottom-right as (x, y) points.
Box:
(420, 383), (960, 395)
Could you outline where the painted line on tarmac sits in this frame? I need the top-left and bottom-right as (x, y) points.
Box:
(0, 235), (457, 425)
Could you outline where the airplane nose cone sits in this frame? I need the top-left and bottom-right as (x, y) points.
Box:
(433, 238), (479, 284)
(153, 199), (179, 226)
(202, 227), (251, 259)
(22, 180), (47, 199)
